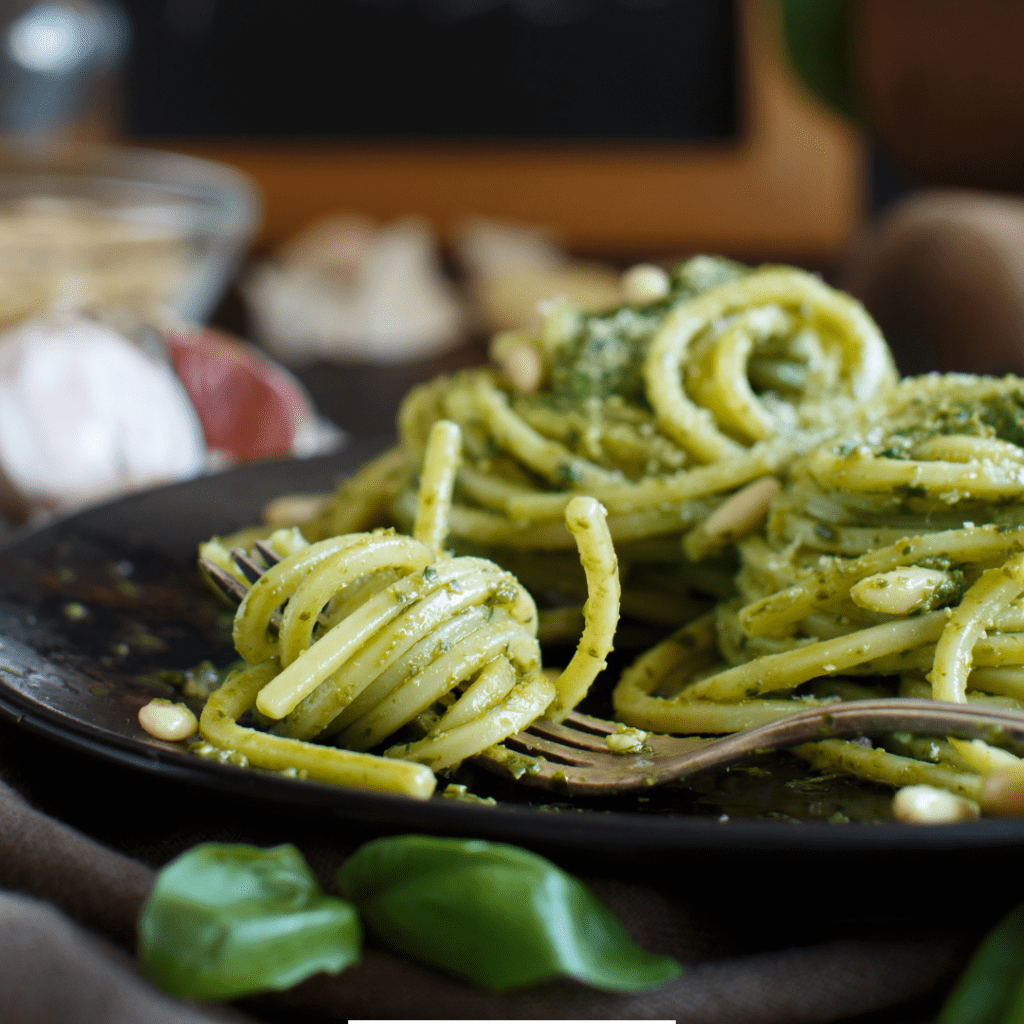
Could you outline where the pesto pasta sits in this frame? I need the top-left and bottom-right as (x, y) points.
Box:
(302, 257), (896, 632)
(196, 420), (620, 799)
(196, 258), (1024, 816)
(613, 374), (1024, 798)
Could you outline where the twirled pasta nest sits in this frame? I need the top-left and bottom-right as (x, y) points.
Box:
(196, 421), (620, 800)
(613, 374), (1024, 801)
(303, 258), (896, 629)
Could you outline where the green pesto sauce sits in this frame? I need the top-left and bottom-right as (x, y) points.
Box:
(876, 393), (1024, 457)
(548, 255), (747, 405)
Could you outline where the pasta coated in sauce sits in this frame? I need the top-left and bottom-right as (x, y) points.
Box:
(303, 258), (896, 632)
(197, 420), (619, 799)
(612, 375), (1024, 799)
(198, 258), (1024, 813)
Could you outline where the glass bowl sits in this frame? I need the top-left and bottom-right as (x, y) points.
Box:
(0, 141), (261, 325)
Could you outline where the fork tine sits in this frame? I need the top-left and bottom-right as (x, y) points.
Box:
(208, 548), (336, 630)
(253, 540), (282, 565)
(563, 710), (619, 735)
(503, 731), (597, 766)
(230, 548), (266, 584)
(524, 718), (615, 754)
(199, 558), (249, 603)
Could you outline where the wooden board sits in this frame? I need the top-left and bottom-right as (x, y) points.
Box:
(155, 0), (864, 262)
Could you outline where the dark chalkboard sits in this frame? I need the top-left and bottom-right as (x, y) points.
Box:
(122, 0), (738, 142)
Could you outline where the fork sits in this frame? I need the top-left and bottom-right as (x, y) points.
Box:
(200, 546), (1024, 796)
(476, 700), (1024, 796)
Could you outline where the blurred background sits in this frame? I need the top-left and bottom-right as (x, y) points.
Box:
(1, 0), (1023, 515)
(122, 0), (860, 264)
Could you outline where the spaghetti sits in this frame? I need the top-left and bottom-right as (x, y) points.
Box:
(613, 374), (1024, 798)
(200, 259), (1024, 812)
(302, 258), (896, 632)
(196, 420), (620, 799)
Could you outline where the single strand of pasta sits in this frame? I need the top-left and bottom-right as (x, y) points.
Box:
(861, 633), (1024, 676)
(690, 306), (790, 443)
(777, 513), (928, 557)
(200, 661), (436, 799)
(947, 736), (1023, 773)
(803, 448), (1024, 500)
(913, 435), (1024, 464)
(794, 739), (981, 799)
(929, 552), (1024, 702)
(684, 611), (948, 702)
(413, 419), (461, 552)
(545, 495), (620, 721)
(967, 667), (1024, 700)
(618, 693), (825, 734)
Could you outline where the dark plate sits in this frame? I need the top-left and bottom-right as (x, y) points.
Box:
(1, 436), (1023, 866)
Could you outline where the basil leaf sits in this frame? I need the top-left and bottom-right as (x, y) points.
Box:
(936, 905), (1024, 1024)
(337, 834), (681, 993)
(138, 843), (361, 1001)
(1003, 975), (1024, 1024)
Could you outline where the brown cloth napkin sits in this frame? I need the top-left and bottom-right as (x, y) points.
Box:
(0, 715), (998, 1024)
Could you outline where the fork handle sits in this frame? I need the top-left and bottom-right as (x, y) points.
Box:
(655, 698), (1024, 785)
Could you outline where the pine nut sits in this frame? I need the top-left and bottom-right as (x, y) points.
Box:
(703, 476), (781, 541)
(621, 263), (669, 304)
(893, 784), (980, 824)
(497, 343), (543, 396)
(851, 567), (952, 615)
(138, 698), (198, 742)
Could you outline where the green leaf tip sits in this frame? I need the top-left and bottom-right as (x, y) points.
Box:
(138, 843), (361, 1001)
(937, 904), (1024, 1024)
(336, 834), (681, 993)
